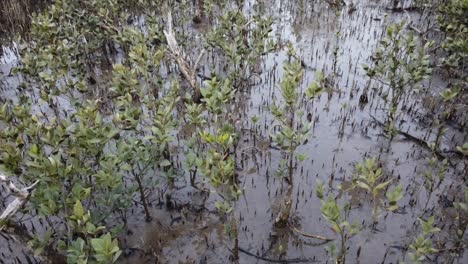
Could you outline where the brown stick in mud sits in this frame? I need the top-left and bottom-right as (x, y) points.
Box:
(164, 12), (206, 103)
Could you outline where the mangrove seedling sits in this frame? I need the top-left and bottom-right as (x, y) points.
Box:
(407, 216), (440, 264)
(364, 21), (432, 141)
(321, 196), (361, 264)
(271, 60), (325, 227)
(351, 157), (403, 224)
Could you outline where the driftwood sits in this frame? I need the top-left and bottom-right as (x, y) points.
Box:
(0, 174), (39, 228)
(164, 12), (205, 103)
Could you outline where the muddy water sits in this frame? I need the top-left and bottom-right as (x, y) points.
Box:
(1, 0), (467, 263)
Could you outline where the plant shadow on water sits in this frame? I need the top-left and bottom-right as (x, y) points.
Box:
(0, 0), (467, 263)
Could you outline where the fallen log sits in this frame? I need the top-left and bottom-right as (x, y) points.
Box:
(0, 174), (39, 228)
(164, 12), (205, 103)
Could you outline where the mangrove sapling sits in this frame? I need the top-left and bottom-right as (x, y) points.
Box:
(201, 0), (229, 19)
(407, 216), (440, 264)
(148, 81), (181, 167)
(270, 60), (324, 227)
(364, 21), (432, 142)
(433, 87), (460, 151)
(185, 76), (240, 260)
(198, 129), (241, 260)
(350, 157), (403, 226)
(118, 139), (154, 222)
(320, 196), (361, 264)
(206, 10), (276, 87)
(185, 77), (236, 189)
(116, 81), (180, 221)
(453, 188), (468, 250)
(184, 102), (207, 189)
(418, 156), (447, 216)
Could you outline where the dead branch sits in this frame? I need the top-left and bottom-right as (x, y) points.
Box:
(238, 247), (320, 263)
(0, 174), (39, 227)
(404, 11), (424, 37)
(164, 12), (205, 103)
(368, 115), (454, 163)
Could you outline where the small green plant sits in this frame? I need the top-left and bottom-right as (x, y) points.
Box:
(456, 142), (468, 156)
(321, 196), (360, 264)
(351, 157), (403, 224)
(453, 188), (468, 244)
(433, 87), (460, 150)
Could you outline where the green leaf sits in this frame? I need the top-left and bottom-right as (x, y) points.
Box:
(160, 159), (171, 167)
(356, 181), (371, 191)
(375, 180), (392, 191)
(73, 201), (84, 219)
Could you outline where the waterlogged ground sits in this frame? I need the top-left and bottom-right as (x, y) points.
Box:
(1, 0), (467, 263)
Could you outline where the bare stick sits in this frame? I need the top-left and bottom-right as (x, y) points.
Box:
(289, 223), (334, 241)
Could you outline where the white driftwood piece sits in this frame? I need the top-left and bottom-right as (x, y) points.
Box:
(0, 174), (39, 223)
(163, 12), (205, 101)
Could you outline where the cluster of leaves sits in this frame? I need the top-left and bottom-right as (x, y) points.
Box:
(196, 77), (240, 203)
(18, 0), (136, 94)
(315, 156), (406, 262)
